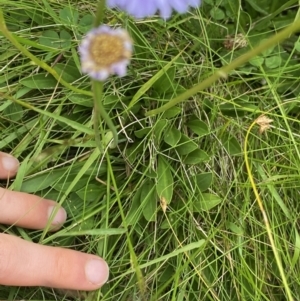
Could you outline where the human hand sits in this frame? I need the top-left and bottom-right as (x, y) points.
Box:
(0, 152), (109, 290)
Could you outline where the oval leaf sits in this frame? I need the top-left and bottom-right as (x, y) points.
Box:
(141, 180), (157, 221)
(156, 155), (173, 204)
(126, 187), (142, 226)
(176, 134), (198, 155)
(221, 135), (242, 156)
(183, 149), (210, 165)
(265, 55), (281, 69)
(187, 119), (209, 137)
(164, 127), (181, 147)
(194, 172), (213, 192)
(20, 74), (58, 89)
(193, 193), (222, 212)
(152, 67), (176, 94)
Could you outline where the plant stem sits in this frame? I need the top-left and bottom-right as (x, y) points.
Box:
(244, 118), (294, 301)
(92, 0), (118, 147)
(93, 80), (118, 149)
(94, 0), (106, 26)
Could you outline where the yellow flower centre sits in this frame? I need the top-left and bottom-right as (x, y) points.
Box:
(90, 34), (125, 67)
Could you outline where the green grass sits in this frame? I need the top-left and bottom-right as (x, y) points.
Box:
(1, 0), (300, 300)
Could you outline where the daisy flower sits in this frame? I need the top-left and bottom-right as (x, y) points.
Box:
(107, 0), (202, 19)
(79, 25), (132, 81)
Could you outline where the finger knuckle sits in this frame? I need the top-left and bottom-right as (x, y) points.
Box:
(45, 249), (71, 287)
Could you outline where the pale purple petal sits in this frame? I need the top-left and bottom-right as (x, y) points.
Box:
(188, 0), (201, 7)
(155, 0), (173, 19)
(126, 0), (157, 18)
(171, 0), (189, 13)
(112, 61), (128, 77)
(107, 0), (202, 19)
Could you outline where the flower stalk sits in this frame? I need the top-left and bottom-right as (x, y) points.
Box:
(92, 0), (119, 149)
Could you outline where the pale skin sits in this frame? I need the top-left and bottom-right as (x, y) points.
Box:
(0, 152), (109, 290)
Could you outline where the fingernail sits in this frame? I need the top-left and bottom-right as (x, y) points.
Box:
(85, 259), (109, 285)
(1, 154), (19, 172)
(47, 206), (67, 226)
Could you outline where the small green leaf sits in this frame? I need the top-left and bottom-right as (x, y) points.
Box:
(295, 39), (300, 53)
(3, 102), (24, 122)
(292, 230), (300, 268)
(20, 163), (107, 193)
(265, 55), (281, 69)
(194, 172), (213, 192)
(79, 14), (94, 33)
(125, 142), (143, 165)
(20, 74), (58, 89)
(249, 56), (264, 67)
(51, 176), (90, 192)
(158, 265), (175, 282)
(156, 155), (173, 204)
(226, 222), (244, 235)
(221, 135), (242, 156)
(162, 107), (182, 118)
(164, 127), (181, 147)
(187, 119), (209, 137)
(183, 149), (210, 165)
(142, 167), (157, 178)
(210, 7), (225, 20)
(25, 9), (49, 26)
(126, 187), (142, 225)
(21, 172), (60, 193)
(141, 180), (158, 221)
(59, 7), (79, 26)
(245, 0), (268, 15)
(103, 95), (119, 105)
(104, 131), (116, 148)
(154, 119), (169, 143)
(53, 63), (81, 82)
(69, 94), (93, 107)
(135, 127), (151, 138)
(261, 41), (275, 57)
(39, 30), (59, 48)
(219, 99), (258, 117)
(193, 193), (222, 212)
(60, 29), (72, 49)
(176, 134), (198, 155)
(152, 67), (176, 94)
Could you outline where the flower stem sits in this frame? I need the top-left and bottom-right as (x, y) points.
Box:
(94, 0), (106, 27)
(92, 0), (118, 147)
(145, 19), (300, 116)
(244, 117), (294, 301)
(92, 80), (118, 149)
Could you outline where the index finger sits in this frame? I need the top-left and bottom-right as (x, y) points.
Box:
(0, 234), (109, 290)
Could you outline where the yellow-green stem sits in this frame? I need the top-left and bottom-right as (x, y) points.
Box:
(92, 80), (118, 149)
(94, 0), (106, 26)
(244, 119), (294, 301)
